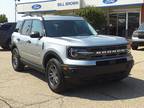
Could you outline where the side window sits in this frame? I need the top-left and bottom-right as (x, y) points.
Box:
(21, 20), (32, 35)
(31, 20), (44, 36)
(16, 21), (23, 33)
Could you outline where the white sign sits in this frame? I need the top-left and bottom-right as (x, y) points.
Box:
(82, 0), (144, 7)
(17, 0), (80, 13)
(17, 0), (57, 13)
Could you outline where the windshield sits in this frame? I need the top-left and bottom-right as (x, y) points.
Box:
(44, 20), (97, 37)
(138, 24), (144, 30)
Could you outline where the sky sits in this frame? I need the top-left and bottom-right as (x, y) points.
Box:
(0, 0), (15, 22)
(0, 0), (43, 22)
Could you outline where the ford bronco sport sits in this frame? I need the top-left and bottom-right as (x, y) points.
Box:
(132, 23), (144, 50)
(11, 15), (134, 93)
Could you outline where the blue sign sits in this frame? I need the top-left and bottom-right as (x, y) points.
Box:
(103, 0), (117, 4)
(32, 4), (41, 10)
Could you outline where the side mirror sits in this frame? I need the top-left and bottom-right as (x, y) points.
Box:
(14, 28), (19, 32)
(30, 31), (41, 38)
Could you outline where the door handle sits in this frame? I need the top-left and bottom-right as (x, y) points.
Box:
(26, 40), (31, 44)
(17, 38), (20, 42)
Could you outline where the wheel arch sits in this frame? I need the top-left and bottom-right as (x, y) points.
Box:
(43, 51), (64, 68)
(11, 43), (18, 51)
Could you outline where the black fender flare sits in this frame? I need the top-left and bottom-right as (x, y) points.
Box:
(43, 51), (64, 68)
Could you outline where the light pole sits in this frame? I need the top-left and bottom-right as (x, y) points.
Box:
(14, 0), (20, 22)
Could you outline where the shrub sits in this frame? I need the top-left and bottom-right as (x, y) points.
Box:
(75, 7), (106, 32)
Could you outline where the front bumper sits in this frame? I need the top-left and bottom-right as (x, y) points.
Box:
(132, 37), (144, 46)
(62, 57), (134, 80)
(132, 41), (144, 46)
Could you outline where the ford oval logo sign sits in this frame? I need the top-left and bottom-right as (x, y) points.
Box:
(103, 0), (117, 4)
(32, 4), (41, 10)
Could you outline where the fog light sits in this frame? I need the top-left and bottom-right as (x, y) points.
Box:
(127, 43), (132, 50)
(62, 65), (69, 71)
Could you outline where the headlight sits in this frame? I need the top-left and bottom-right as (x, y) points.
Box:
(68, 47), (94, 59)
(127, 43), (131, 53)
(132, 31), (139, 37)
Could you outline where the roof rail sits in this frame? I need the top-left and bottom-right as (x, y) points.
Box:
(21, 14), (44, 21)
(22, 14), (43, 17)
(22, 14), (32, 17)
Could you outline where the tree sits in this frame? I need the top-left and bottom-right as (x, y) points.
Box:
(53, 7), (107, 34)
(75, 7), (106, 32)
(0, 14), (8, 23)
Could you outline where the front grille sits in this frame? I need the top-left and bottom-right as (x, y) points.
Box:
(86, 44), (127, 59)
(138, 35), (144, 39)
(96, 58), (127, 66)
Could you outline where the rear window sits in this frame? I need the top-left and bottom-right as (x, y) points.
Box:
(0, 24), (12, 30)
(21, 20), (32, 35)
(16, 21), (23, 32)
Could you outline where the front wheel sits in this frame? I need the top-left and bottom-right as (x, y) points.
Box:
(46, 58), (65, 93)
(132, 44), (138, 50)
(12, 48), (24, 71)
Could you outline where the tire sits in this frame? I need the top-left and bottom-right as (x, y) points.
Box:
(7, 40), (12, 50)
(46, 58), (65, 93)
(1, 46), (9, 50)
(12, 48), (24, 71)
(1, 41), (11, 50)
(132, 44), (138, 50)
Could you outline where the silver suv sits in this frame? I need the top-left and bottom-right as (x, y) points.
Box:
(132, 23), (144, 50)
(11, 15), (134, 93)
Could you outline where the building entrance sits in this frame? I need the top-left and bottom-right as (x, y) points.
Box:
(109, 12), (139, 38)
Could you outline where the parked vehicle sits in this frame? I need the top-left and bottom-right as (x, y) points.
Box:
(11, 15), (134, 93)
(0, 22), (16, 50)
(132, 23), (144, 50)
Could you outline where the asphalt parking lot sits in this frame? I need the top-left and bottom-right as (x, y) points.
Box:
(0, 47), (144, 108)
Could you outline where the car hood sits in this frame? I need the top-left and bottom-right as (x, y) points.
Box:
(55, 35), (128, 46)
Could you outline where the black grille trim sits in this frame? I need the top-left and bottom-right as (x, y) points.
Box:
(80, 44), (127, 60)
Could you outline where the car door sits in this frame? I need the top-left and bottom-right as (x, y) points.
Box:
(18, 20), (32, 60)
(25, 19), (45, 66)
(12, 21), (24, 55)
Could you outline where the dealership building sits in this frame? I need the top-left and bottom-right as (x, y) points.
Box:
(17, 0), (144, 37)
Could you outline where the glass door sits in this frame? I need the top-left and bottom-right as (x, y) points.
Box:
(128, 13), (139, 38)
(109, 12), (139, 38)
(109, 14), (117, 35)
(109, 13), (126, 37)
(117, 13), (126, 37)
